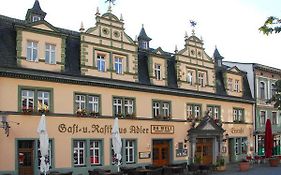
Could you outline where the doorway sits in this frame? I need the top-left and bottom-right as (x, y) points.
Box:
(18, 140), (34, 175)
(195, 138), (213, 165)
(152, 140), (170, 166)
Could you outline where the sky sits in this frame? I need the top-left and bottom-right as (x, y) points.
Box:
(1, 0), (281, 69)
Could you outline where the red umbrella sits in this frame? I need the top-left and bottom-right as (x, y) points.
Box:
(264, 119), (273, 158)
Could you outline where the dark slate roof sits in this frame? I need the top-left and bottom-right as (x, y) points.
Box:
(27, 0), (46, 17)
(213, 47), (224, 60)
(137, 50), (150, 85)
(138, 27), (151, 41)
(167, 57), (178, 88)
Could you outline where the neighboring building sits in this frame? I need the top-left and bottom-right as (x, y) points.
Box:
(224, 62), (281, 157)
(0, 1), (254, 175)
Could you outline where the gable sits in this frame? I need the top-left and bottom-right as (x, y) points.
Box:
(201, 123), (216, 130)
(32, 24), (54, 31)
(228, 66), (241, 74)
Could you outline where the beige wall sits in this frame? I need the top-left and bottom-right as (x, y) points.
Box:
(225, 72), (243, 97)
(150, 55), (167, 86)
(18, 30), (62, 72)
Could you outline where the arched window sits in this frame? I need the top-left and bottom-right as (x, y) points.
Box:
(260, 82), (265, 99)
(271, 83), (276, 98)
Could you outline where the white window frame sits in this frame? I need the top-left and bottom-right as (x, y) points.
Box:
(272, 111), (278, 125)
(187, 71), (193, 84)
(233, 109), (238, 122)
(97, 55), (106, 72)
(154, 64), (161, 80)
(153, 102), (160, 117)
(271, 83), (276, 98)
(90, 140), (101, 165)
(238, 109), (243, 122)
(73, 141), (85, 166)
(89, 96), (99, 113)
(260, 110), (266, 125)
(114, 57), (123, 74)
(234, 80), (239, 92)
(75, 95), (86, 111)
(241, 137), (247, 154)
(113, 98), (123, 115)
(194, 105), (200, 118)
(162, 102), (170, 117)
(32, 16), (41, 22)
(27, 41), (38, 62)
(45, 43), (56, 64)
(124, 99), (134, 115)
(37, 91), (50, 111)
(186, 104), (193, 118)
(214, 107), (219, 119)
(260, 81), (266, 99)
(198, 72), (204, 86)
(125, 140), (135, 163)
(234, 138), (239, 155)
(142, 41), (148, 49)
(22, 90), (34, 110)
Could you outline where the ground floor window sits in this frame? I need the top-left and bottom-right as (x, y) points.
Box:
(37, 140), (52, 169)
(73, 141), (85, 166)
(258, 135), (281, 155)
(233, 137), (248, 155)
(111, 139), (137, 165)
(257, 135), (264, 155)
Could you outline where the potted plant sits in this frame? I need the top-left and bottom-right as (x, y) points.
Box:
(76, 109), (87, 117)
(216, 156), (226, 171)
(239, 159), (250, 171)
(22, 106), (33, 114)
(89, 111), (100, 117)
(125, 113), (136, 118)
(269, 156), (280, 167)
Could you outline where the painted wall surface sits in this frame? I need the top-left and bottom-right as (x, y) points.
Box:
(18, 30), (63, 72)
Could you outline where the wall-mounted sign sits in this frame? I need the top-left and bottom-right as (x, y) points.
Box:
(151, 125), (174, 134)
(139, 152), (151, 159)
(231, 127), (244, 134)
(176, 149), (188, 157)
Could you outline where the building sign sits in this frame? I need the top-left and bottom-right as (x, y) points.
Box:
(57, 124), (174, 135)
(139, 152), (151, 159)
(231, 127), (244, 134)
(151, 125), (174, 134)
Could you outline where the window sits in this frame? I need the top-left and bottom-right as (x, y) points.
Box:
(233, 108), (244, 123)
(141, 41), (148, 49)
(153, 100), (171, 118)
(234, 80), (239, 92)
(186, 104), (201, 120)
(153, 102), (161, 117)
(90, 140), (101, 165)
(73, 141), (85, 166)
(113, 97), (135, 117)
(198, 72), (204, 86)
(32, 16), (41, 22)
(37, 140), (52, 169)
(21, 88), (51, 112)
(187, 71), (193, 84)
(114, 57), (123, 74)
(233, 137), (248, 155)
(45, 44), (56, 64)
(97, 55), (106, 72)
(241, 137), (247, 154)
(234, 138), (239, 155)
(259, 82), (266, 99)
(154, 64), (161, 80)
(74, 94), (100, 115)
(125, 140), (135, 163)
(260, 111), (266, 125)
(271, 83), (276, 98)
(228, 78), (233, 91)
(258, 135), (265, 155)
(272, 112), (278, 125)
(113, 98), (122, 115)
(27, 41), (38, 61)
(207, 105), (220, 120)
(38, 91), (50, 111)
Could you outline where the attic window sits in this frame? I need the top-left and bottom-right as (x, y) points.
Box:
(32, 16), (41, 22)
(141, 41), (148, 49)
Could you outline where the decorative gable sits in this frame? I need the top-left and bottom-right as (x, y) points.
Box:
(228, 66), (242, 74)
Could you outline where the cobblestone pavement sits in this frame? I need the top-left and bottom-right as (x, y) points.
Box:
(211, 163), (281, 175)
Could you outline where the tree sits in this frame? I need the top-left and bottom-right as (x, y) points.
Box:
(268, 80), (281, 110)
(259, 16), (281, 35)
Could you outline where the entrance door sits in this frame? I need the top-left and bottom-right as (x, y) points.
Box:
(18, 140), (34, 175)
(195, 138), (213, 165)
(153, 140), (170, 166)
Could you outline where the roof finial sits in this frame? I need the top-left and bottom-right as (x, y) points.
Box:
(175, 45), (178, 53)
(142, 24), (144, 28)
(200, 36), (203, 42)
(120, 14), (124, 21)
(95, 7), (100, 16)
(79, 21), (85, 32)
(185, 31), (188, 39)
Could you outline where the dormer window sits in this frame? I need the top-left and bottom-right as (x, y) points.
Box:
(27, 41), (38, 62)
(218, 60), (222, 67)
(234, 80), (239, 92)
(141, 41), (148, 49)
(154, 64), (161, 80)
(32, 16), (41, 22)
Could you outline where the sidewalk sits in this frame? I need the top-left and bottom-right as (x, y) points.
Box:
(211, 163), (281, 175)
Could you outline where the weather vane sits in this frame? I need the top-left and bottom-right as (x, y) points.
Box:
(190, 20), (197, 35)
(105, 0), (116, 12)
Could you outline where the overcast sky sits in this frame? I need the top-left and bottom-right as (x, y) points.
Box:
(1, 0), (281, 69)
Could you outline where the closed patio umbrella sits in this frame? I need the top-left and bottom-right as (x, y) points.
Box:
(112, 117), (122, 172)
(37, 114), (50, 175)
(264, 119), (273, 158)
